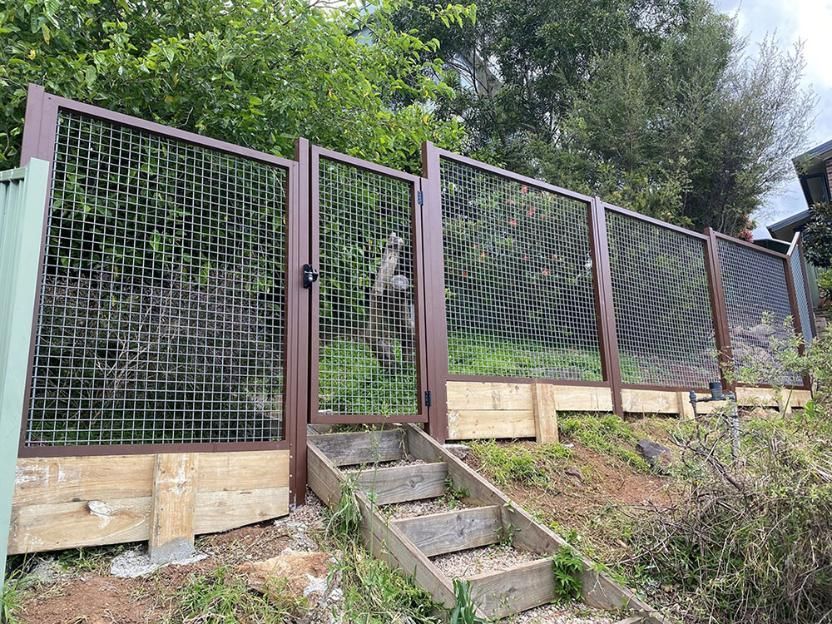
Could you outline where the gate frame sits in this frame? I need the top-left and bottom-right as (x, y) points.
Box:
(17, 85), (305, 498)
(307, 144), (431, 426)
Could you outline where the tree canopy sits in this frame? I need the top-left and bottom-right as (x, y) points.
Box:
(0, 0), (815, 233)
(398, 0), (815, 234)
(0, 0), (473, 172)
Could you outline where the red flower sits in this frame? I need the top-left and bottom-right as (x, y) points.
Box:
(508, 218), (517, 227)
(527, 207), (536, 218)
(541, 268), (550, 277)
(462, 270), (468, 278)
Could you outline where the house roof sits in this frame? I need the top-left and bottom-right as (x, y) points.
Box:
(767, 209), (812, 238)
(793, 139), (832, 174)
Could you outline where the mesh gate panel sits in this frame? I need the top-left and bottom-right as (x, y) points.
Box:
(789, 247), (814, 345)
(606, 212), (720, 387)
(317, 158), (418, 415)
(27, 111), (287, 446)
(440, 158), (601, 379)
(717, 239), (802, 386)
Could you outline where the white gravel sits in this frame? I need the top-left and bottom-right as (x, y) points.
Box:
(502, 603), (619, 623)
(431, 543), (541, 578)
(380, 496), (473, 520)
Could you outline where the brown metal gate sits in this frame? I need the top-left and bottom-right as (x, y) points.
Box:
(306, 145), (430, 426)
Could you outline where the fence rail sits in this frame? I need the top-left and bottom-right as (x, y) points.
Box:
(5, 87), (818, 485)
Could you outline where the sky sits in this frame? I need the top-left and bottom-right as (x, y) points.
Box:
(714, 0), (832, 236)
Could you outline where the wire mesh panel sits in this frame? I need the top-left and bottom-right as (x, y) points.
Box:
(26, 110), (288, 446)
(606, 212), (719, 387)
(439, 157), (601, 380)
(316, 156), (419, 416)
(789, 246), (814, 345)
(717, 238), (802, 386)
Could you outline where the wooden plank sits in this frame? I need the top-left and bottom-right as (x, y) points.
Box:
(621, 389), (680, 414)
(12, 455), (155, 506)
(193, 487), (289, 534)
(355, 463), (447, 505)
(532, 383), (558, 443)
(149, 454), (196, 563)
(467, 558), (555, 619)
(392, 505), (502, 557)
(197, 450), (289, 492)
(448, 410), (535, 440)
(307, 444), (460, 612)
(446, 382), (533, 411)
(676, 392), (695, 419)
(8, 497), (150, 555)
(308, 430), (405, 467)
(551, 385), (613, 412)
(736, 387), (812, 409)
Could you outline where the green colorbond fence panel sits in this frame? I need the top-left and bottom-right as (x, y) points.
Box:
(0, 159), (49, 597)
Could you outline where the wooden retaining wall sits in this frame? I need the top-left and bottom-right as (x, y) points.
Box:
(9, 450), (289, 556)
(446, 381), (813, 442)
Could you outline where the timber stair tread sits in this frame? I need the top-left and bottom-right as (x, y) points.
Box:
(308, 425), (668, 623)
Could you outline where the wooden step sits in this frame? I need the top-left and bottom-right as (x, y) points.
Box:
(356, 462), (447, 505)
(466, 558), (555, 620)
(393, 505), (502, 557)
(308, 429), (405, 467)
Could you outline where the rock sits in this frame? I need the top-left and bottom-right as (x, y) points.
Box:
(443, 443), (471, 460)
(564, 467), (583, 481)
(237, 549), (332, 602)
(636, 439), (672, 470)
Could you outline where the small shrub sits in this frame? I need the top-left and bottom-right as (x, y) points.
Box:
(551, 546), (583, 603)
(326, 479), (362, 540)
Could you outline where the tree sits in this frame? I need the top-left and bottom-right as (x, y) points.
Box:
(804, 202), (832, 268)
(0, 0), (474, 173)
(396, 0), (815, 234)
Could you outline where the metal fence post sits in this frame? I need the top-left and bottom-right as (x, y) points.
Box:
(588, 198), (624, 416)
(0, 159), (50, 596)
(289, 138), (311, 506)
(420, 142), (449, 442)
(703, 227), (735, 391)
(783, 236), (813, 390)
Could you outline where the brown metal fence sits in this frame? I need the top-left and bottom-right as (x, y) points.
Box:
(604, 206), (720, 389)
(12, 89), (817, 492)
(714, 234), (804, 387)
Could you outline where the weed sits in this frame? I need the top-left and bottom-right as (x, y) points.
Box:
(2, 575), (21, 624)
(449, 579), (486, 624)
(551, 546), (583, 603)
(443, 477), (469, 509)
(326, 478), (362, 540)
(332, 541), (442, 624)
(496, 523), (518, 547)
(176, 566), (306, 623)
(559, 415), (650, 471)
(56, 544), (128, 573)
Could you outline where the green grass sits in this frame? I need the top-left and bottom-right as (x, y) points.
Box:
(559, 415), (650, 472)
(173, 566), (307, 623)
(318, 339), (418, 415)
(469, 440), (572, 487)
(2, 576), (22, 624)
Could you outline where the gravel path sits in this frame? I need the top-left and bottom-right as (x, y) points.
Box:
(502, 603), (618, 623)
(380, 496), (473, 520)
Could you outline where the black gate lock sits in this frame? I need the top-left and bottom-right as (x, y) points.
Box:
(303, 264), (319, 289)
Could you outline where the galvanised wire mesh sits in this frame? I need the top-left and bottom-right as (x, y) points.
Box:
(439, 158), (601, 380)
(26, 111), (287, 446)
(606, 212), (720, 387)
(789, 246), (814, 345)
(317, 157), (418, 415)
(717, 239), (803, 386)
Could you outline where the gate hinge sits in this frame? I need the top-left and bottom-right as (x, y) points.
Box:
(424, 390), (432, 407)
(417, 190), (424, 206)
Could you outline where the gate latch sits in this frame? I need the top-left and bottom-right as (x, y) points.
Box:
(302, 264), (319, 289)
